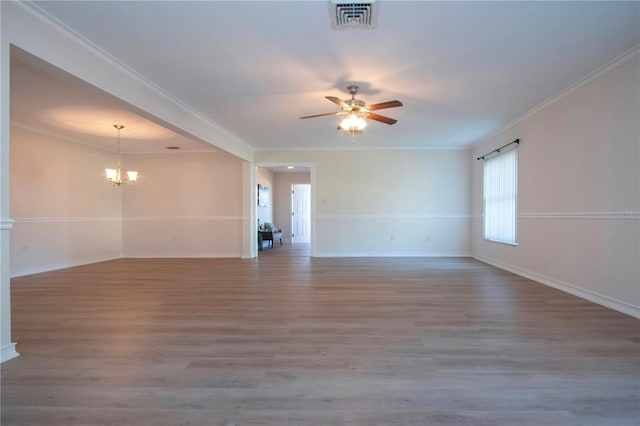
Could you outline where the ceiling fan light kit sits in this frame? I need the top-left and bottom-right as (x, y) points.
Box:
(299, 84), (402, 141)
(339, 112), (367, 132)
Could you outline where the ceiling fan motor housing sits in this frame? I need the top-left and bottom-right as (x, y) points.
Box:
(346, 99), (366, 109)
(345, 85), (366, 112)
(298, 83), (401, 126)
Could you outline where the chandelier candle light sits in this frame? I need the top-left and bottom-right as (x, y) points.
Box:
(105, 124), (138, 186)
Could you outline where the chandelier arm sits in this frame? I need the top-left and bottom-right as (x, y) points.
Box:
(106, 124), (136, 187)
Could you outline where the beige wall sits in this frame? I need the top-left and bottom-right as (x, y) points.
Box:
(471, 51), (640, 317)
(10, 128), (246, 274)
(255, 149), (470, 256)
(11, 134), (471, 262)
(10, 126), (122, 276)
(122, 152), (244, 257)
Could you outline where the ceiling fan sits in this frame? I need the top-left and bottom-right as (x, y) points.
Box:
(299, 85), (402, 133)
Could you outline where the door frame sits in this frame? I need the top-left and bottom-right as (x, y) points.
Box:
(253, 162), (315, 256)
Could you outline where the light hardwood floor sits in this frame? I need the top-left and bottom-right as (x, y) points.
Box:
(2, 257), (639, 426)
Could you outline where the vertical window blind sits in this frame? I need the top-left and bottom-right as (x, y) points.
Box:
(483, 146), (518, 245)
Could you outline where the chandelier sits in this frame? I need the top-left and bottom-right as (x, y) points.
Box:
(105, 124), (138, 186)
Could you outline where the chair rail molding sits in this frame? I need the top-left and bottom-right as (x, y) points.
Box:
(123, 215), (244, 222)
(13, 217), (120, 223)
(519, 211), (640, 220)
(0, 218), (15, 230)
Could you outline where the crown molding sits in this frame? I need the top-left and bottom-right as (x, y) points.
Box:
(255, 145), (471, 153)
(11, 121), (218, 155)
(255, 144), (471, 152)
(15, 1), (256, 154)
(471, 44), (640, 149)
(10, 121), (115, 153)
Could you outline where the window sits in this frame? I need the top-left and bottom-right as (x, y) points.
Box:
(483, 146), (518, 245)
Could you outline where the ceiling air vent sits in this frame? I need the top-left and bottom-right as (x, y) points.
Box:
(331, 0), (377, 30)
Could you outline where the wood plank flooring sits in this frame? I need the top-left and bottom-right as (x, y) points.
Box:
(2, 257), (639, 426)
(258, 242), (311, 257)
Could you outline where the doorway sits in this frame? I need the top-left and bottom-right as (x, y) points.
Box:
(255, 165), (312, 257)
(291, 184), (311, 244)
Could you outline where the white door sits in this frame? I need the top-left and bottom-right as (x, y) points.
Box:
(291, 184), (311, 244)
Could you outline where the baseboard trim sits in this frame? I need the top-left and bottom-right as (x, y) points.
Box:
(1, 343), (19, 363)
(315, 251), (471, 258)
(124, 253), (241, 259)
(11, 255), (122, 278)
(473, 254), (640, 319)
(316, 214), (470, 220)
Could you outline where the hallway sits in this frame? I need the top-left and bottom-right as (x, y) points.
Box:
(259, 242), (311, 258)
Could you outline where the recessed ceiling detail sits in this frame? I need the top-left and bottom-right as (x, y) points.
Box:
(11, 55), (218, 154)
(332, 0), (376, 30)
(41, 106), (174, 139)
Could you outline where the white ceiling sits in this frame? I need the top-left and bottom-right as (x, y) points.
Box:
(10, 54), (216, 153)
(13, 1), (640, 153)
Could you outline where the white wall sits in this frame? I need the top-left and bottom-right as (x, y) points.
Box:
(273, 172), (310, 243)
(1, 4), (15, 360)
(471, 51), (640, 317)
(255, 149), (470, 256)
(122, 151), (244, 257)
(10, 126), (122, 277)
